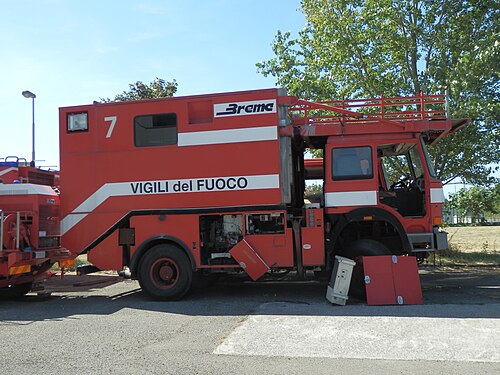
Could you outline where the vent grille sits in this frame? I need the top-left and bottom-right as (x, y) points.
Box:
(28, 171), (55, 186)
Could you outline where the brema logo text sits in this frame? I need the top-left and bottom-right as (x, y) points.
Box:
(214, 99), (276, 117)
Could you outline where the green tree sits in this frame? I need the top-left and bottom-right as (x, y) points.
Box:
(486, 183), (500, 218)
(257, 0), (499, 184)
(447, 185), (499, 223)
(101, 77), (177, 102)
(305, 183), (323, 204)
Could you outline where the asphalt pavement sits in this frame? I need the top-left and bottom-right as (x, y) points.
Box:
(0, 266), (499, 374)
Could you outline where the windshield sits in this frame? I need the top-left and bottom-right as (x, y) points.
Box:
(420, 137), (437, 177)
(409, 146), (424, 178)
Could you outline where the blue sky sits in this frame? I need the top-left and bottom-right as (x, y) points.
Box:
(0, 0), (305, 167)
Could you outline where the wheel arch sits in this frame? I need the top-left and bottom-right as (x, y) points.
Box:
(328, 207), (412, 256)
(130, 235), (197, 276)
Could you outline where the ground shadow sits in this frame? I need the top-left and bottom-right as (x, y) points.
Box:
(0, 267), (498, 323)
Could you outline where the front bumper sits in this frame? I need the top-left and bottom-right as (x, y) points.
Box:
(408, 227), (448, 252)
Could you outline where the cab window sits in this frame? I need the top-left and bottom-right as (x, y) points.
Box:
(332, 146), (373, 180)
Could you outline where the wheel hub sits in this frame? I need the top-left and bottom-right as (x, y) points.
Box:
(159, 264), (175, 281)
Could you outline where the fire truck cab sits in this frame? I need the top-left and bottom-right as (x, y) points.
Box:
(59, 88), (468, 300)
(310, 133), (448, 256)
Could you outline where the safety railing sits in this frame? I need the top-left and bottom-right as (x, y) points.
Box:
(0, 156), (29, 167)
(290, 92), (448, 125)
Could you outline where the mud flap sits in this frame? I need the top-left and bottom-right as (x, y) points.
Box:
(229, 239), (270, 281)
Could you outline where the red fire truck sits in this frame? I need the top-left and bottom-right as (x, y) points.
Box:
(58, 88), (469, 300)
(0, 157), (73, 296)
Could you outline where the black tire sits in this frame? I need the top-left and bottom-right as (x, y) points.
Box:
(344, 239), (392, 300)
(344, 239), (392, 259)
(0, 282), (33, 299)
(138, 244), (193, 301)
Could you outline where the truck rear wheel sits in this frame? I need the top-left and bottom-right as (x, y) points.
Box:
(345, 239), (392, 300)
(138, 244), (193, 301)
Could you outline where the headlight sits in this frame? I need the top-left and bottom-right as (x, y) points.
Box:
(67, 112), (88, 132)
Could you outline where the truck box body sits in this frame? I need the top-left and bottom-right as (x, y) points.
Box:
(59, 89), (294, 270)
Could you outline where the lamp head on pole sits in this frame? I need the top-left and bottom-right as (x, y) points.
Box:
(22, 90), (36, 167)
(22, 90), (36, 99)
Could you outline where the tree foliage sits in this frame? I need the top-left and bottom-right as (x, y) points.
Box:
(446, 184), (499, 223)
(305, 183), (323, 204)
(257, 0), (499, 184)
(101, 77), (178, 102)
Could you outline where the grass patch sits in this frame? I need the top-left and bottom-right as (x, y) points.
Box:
(438, 248), (500, 265)
(445, 226), (500, 252)
(423, 226), (500, 266)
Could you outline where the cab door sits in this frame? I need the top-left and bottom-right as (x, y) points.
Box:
(324, 143), (378, 213)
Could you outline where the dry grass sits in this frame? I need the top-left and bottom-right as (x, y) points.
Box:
(445, 226), (500, 252)
(439, 226), (500, 265)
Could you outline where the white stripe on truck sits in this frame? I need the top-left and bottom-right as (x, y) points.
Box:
(325, 191), (378, 207)
(61, 173), (280, 235)
(178, 126), (277, 147)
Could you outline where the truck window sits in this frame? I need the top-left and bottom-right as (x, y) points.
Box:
(134, 113), (177, 147)
(331, 146), (372, 180)
(378, 142), (426, 217)
(381, 153), (411, 189)
(379, 143), (425, 186)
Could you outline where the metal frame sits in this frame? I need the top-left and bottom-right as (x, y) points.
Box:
(291, 92), (447, 122)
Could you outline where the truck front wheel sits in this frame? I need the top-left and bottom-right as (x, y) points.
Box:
(138, 244), (193, 301)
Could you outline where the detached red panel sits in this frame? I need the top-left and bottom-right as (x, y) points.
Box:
(392, 256), (423, 305)
(362, 256), (395, 305)
(230, 239), (269, 281)
(363, 255), (422, 305)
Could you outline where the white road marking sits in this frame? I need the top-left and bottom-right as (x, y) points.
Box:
(214, 303), (500, 362)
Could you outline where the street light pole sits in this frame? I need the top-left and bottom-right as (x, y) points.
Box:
(22, 90), (36, 167)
